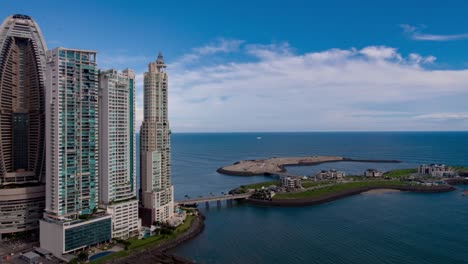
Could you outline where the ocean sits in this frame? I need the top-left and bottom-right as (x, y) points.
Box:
(143, 132), (468, 263)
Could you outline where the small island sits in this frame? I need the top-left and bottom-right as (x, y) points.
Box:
(229, 164), (466, 207)
(217, 156), (401, 176)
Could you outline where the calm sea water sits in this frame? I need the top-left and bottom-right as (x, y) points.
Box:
(144, 132), (468, 263)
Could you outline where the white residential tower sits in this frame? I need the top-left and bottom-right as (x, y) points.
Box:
(99, 69), (141, 239)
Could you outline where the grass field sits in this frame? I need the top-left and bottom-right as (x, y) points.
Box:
(453, 166), (468, 172)
(301, 180), (333, 188)
(240, 180), (280, 191)
(383, 168), (417, 178)
(273, 181), (406, 200)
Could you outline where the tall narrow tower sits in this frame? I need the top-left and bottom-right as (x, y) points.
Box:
(0, 14), (47, 238)
(140, 53), (174, 226)
(40, 48), (111, 256)
(99, 68), (140, 239)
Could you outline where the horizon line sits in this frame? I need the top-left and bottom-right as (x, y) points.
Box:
(156, 130), (468, 134)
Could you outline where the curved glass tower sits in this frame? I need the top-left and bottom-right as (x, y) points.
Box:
(0, 14), (47, 236)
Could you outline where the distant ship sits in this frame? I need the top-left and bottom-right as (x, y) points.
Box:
(256, 137), (262, 140)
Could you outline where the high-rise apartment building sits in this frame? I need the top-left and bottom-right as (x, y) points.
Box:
(40, 48), (111, 256)
(140, 53), (174, 226)
(0, 14), (47, 238)
(99, 69), (140, 239)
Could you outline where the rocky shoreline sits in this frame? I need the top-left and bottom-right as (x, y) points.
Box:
(105, 213), (206, 264)
(217, 157), (401, 176)
(245, 185), (455, 207)
(445, 178), (468, 185)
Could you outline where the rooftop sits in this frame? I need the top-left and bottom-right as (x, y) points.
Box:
(156, 52), (165, 64)
(12, 14), (32, 20)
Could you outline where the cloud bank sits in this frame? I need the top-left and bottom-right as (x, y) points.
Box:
(131, 39), (468, 132)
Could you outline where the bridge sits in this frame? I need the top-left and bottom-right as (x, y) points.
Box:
(175, 193), (252, 206)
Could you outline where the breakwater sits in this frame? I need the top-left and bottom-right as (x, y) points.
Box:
(217, 156), (401, 176)
(245, 185), (455, 207)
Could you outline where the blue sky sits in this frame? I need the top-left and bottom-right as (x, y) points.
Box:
(3, 0), (468, 131)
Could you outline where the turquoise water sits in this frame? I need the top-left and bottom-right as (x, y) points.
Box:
(144, 132), (468, 263)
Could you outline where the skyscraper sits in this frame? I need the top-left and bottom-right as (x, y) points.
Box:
(40, 48), (111, 256)
(140, 53), (174, 226)
(0, 14), (47, 238)
(99, 69), (140, 239)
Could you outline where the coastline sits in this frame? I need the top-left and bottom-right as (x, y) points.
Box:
(445, 178), (468, 185)
(217, 157), (402, 176)
(102, 213), (205, 264)
(244, 185), (455, 207)
(362, 188), (401, 194)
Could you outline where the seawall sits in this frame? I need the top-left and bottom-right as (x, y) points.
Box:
(105, 213), (205, 264)
(446, 178), (468, 185)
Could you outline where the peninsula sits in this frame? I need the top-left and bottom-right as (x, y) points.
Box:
(217, 156), (401, 176)
(224, 165), (467, 208)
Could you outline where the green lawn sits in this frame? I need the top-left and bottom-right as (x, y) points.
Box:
(91, 215), (196, 264)
(273, 181), (406, 199)
(241, 180), (279, 191)
(452, 166), (468, 172)
(384, 168), (418, 178)
(301, 180), (333, 188)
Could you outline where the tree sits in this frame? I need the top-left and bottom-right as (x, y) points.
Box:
(77, 251), (89, 262)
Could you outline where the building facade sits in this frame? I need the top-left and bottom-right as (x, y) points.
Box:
(0, 14), (47, 237)
(99, 69), (140, 239)
(280, 176), (302, 189)
(41, 48), (111, 256)
(364, 169), (383, 177)
(418, 164), (455, 178)
(140, 53), (174, 226)
(315, 169), (346, 180)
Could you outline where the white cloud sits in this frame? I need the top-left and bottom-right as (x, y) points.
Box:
(246, 42), (293, 59)
(360, 46), (402, 61)
(159, 42), (468, 132)
(414, 113), (468, 120)
(409, 53), (436, 64)
(194, 39), (244, 55)
(401, 24), (468, 41)
(172, 39), (244, 68)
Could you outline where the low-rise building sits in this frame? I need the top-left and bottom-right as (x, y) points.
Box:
(364, 169), (383, 177)
(252, 189), (276, 200)
(280, 176), (302, 189)
(20, 251), (40, 264)
(315, 169), (345, 180)
(39, 213), (112, 257)
(418, 164), (455, 178)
